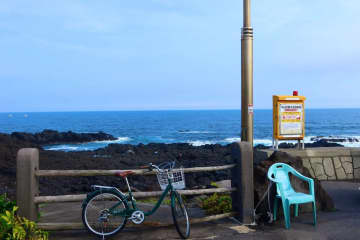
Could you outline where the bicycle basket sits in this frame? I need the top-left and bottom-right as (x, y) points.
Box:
(156, 168), (185, 190)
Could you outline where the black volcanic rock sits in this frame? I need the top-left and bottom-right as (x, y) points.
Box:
(311, 136), (359, 143)
(10, 129), (116, 145)
(272, 140), (344, 149)
(254, 144), (270, 150)
(0, 134), (40, 198)
(278, 142), (295, 148)
(306, 139), (343, 148)
(0, 130), (335, 214)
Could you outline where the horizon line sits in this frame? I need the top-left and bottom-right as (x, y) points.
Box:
(1, 107), (360, 113)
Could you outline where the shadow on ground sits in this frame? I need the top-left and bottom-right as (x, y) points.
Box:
(47, 181), (360, 240)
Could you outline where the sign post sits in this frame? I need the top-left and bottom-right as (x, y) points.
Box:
(273, 91), (306, 149)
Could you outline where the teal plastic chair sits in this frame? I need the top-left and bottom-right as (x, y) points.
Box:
(267, 163), (316, 229)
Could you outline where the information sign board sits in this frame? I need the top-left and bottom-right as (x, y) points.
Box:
(273, 94), (306, 149)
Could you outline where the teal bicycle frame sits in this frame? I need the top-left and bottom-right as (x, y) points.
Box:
(109, 175), (175, 218)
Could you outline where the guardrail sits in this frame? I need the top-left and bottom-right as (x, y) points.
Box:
(16, 142), (253, 230)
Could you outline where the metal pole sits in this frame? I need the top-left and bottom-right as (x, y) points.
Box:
(241, 0), (254, 146)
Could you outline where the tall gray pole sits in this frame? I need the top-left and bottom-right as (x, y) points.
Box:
(241, 0), (254, 146)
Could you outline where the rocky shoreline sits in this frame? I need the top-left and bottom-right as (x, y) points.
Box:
(9, 129), (116, 145)
(0, 130), (335, 218)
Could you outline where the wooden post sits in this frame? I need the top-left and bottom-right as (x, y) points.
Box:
(231, 142), (254, 224)
(16, 148), (39, 221)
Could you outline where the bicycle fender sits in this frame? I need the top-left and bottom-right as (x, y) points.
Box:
(82, 189), (126, 208)
(82, 190), (99, 208)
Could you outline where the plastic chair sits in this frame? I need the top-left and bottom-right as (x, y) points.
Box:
(267, 163), (316, 229)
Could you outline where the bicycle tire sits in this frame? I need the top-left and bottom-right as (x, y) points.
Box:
(171, 191), (190, 239)
(82, 190), (128, 238)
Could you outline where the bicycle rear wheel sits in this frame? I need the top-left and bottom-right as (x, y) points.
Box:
(171, 191), (190, 239)
(82, 190), (128, 238)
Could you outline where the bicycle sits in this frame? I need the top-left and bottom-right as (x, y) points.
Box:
(81, 161), (190, 239)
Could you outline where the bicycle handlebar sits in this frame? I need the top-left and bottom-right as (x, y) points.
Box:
(143, 161), (176, 173)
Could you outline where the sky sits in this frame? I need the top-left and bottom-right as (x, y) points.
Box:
(0, 0), (359, 112)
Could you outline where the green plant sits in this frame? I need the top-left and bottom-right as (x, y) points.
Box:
(0, 194), (16, 214)
(0, 195), (48, 240)
(201, 193), (232, 215)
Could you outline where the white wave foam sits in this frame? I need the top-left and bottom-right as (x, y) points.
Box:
(305, 135), (360, 147)
(95, 137), (131, 143)
(222, 136), (320, 147)
(304, 136), (316, 143)
(46, 145), (81, 151)
(44, 137), (131, 152)
(115, 137), (131, 142)
(223, 137), (241, 143)
(187, 140), (216, 146)
(310, 135), (360, 142)
(338, 142), (360, 147)
(254, 139), (273, 146)
(223, 137), (274, 146)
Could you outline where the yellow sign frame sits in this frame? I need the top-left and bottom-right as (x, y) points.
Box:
(273, 95), (306, 144)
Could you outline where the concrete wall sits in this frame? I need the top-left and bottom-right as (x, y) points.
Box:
(260, 147), (360, 181)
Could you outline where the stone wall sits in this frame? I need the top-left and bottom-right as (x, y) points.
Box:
(259, 147), (360, 181)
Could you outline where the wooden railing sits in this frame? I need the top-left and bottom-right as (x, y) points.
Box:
(16, 142), (254, 230)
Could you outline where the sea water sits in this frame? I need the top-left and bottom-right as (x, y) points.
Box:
(1, 109), (360, 151)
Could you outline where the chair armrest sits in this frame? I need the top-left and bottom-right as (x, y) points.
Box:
(292, 171), (312, 182)
(292, 170), (315, 195)
(267, 171), (281, 183)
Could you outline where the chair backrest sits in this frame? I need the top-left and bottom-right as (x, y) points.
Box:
(267, 163), (295, 195)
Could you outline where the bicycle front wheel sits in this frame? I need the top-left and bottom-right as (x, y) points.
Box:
(82, 190), (128, 238)
(171, 191), (190, 239)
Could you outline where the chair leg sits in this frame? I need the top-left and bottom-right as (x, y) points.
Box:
(273, 198), (278, 221)
(282, 199), (291, 229)
(294, 204), (299, 217)
(312, 201), (317, 226)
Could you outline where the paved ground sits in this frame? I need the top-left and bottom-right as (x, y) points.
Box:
(46, 181), (360, 240)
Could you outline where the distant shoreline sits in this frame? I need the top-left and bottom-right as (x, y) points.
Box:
(1, 129), (352, 152)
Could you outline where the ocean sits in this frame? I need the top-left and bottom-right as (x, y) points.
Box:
(1, 109), (360, 151)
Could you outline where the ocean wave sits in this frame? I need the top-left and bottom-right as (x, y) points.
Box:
(94, 137), (131, 143)
(223, 137), (241, 143)
(310, 135), (360, 143)
(309, 135), (360, 147)
(254, 139), (273, 146)
(223, 137), (274, 146)
(187, 140), (216, 146)
(44, 136), (132, 152)
(338, 142), (360, 147)
(221, 136), (320, 146)
(44, 134), (360, 151)
(46, 145), (84, 151)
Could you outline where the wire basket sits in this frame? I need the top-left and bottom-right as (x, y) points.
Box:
(156, 168), (185, 190)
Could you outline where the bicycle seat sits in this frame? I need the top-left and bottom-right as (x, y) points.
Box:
(115, 170), (135, 178)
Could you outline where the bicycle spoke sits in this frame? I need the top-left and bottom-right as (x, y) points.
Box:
(86, 202), (102, 212)
(82, 192), (127, 237)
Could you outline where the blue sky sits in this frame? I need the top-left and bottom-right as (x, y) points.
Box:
(1, 0), (359, 112)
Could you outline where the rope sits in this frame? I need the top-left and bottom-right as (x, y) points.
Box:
(253, 181), (274, 224)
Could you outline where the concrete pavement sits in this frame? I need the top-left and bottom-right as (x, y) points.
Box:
(46, 181), (360, 239)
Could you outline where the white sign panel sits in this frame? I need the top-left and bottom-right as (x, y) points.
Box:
(279, 103), (303, 136)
